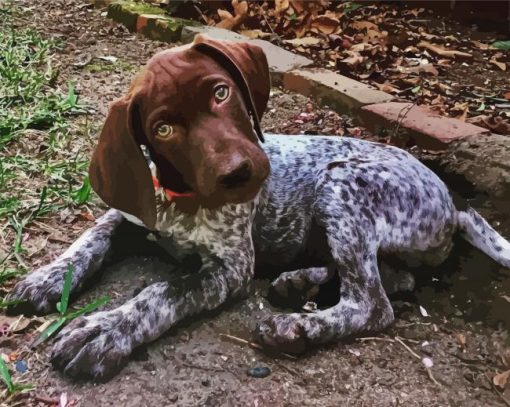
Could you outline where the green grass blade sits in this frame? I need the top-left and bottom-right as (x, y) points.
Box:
(0, 298), (26, 308)
(32, 317), (66, 347)
(65, 296), (110, 320)
(0, 357), (14, 393)
(56, 264), (73, 314)
(492, 40), (510, 50)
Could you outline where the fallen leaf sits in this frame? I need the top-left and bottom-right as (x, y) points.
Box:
(400, 63), (438, 76)
(9, 316), (32, 333)
(493, 370), (510, 388)
(471, 40), (492, 50)
(419, 305), (430, 317)
(98, 55), (118, 63)
(216, 0), (248, 30)
(502, 295), (510, 303)
(339, 53), (367, 68)
(417, 41), (472, 59)
(59, 392), (68, 407)
(504, 91), (510, 101)
(239, 29), (270, 39)
(311, 13), (340, 35)
(275, 0), (289, 14)
(455, 332), (467, 348)
(490, 59), (507, 71)
(374, 81), (400, 93)
(283, 36), (321, 46)
(451, 102), (469, 121)
(351, 21), (379, 31)
(467, 115), (510, 135)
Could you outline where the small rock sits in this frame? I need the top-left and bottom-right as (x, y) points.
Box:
(201, 379), (210, 387)
(247, 366), (271, 378)
(15, 360), (28, 373)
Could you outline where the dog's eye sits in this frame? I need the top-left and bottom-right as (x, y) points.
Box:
(214, 85), (229, 102)
(155, 123), (174, 139)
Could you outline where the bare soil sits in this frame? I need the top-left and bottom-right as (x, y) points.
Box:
(1, 1), (509, 406)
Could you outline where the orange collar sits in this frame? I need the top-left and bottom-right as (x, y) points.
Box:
(152, 176), (195, 201)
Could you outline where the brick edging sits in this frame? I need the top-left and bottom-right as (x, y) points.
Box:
(92, 0), (490, 152)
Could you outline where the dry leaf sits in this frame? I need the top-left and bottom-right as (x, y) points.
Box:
(374, 81), (400, 93)
(471, 40), (492, 50)
(467, 115), (510, 135)
(451, 102), (469, 121)
(9, 315), (34, 333)
(417, 41), (472, 59)
(239, 29), (269, 39)
(493, 370), (510, 388)
(351, 21), (379, 31)
(340, 53), (367, 68)
(400, 63), (439, 76)
(504, 91), (510, 101)
(490, 59), (507, 71)
(275, 0), (290, 14)
(311, 14), (340, 35)
(216, 0), (248, 30)
(501, 294), (510, 303)
(283, 36), (321, 46)
(455, 332), (467, 349)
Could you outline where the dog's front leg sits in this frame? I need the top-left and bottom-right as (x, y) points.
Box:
(50, 238), (254, 381)
(7, 209), (123, 314)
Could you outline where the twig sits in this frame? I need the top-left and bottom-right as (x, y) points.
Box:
(394, 336), (421, 360)
(258, 5), (281, 43)
(426, 368), (441, 386)
(192, 4), (209, 25)
(358, 336), (396, 343)
(390, 102), (416, 144)
(219, 333), (297, 360)
(395, 337), (441, 387)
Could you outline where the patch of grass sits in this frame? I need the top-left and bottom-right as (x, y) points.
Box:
(0, 4), (94, 276)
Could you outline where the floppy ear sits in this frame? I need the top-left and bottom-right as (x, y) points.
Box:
(192, 34), (270, 142)
(88, 72), (157, 229)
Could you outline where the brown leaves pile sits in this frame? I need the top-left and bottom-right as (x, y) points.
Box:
(201, 0), (510, 134)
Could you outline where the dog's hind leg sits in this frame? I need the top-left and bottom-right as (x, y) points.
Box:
(7, 209), (123, 314)
(254, 204), (394, 353)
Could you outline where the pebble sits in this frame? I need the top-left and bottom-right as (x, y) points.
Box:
(247, 366), (271, 378)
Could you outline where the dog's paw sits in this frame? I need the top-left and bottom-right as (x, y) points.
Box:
(51, 312), (133, 381)
(268, 270), (323, 309)
(253, 313), (323, 354)
(6, 267), (67, 315)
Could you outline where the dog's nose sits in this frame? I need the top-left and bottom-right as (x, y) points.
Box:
(218, 161), (252, 189)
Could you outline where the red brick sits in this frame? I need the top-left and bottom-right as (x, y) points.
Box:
(360, 102), (489, 150)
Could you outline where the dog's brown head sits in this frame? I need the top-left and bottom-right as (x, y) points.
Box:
(89, 35), (271, 229)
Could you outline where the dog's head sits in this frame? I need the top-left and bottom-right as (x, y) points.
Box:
(89, 35), (271, 229)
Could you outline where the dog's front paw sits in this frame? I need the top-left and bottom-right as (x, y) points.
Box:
(51, 312), (133, 381)
(6, 266), (67, 315)
(253, 314), (323, 354)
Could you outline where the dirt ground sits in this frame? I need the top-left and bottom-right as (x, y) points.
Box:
(1, 1), (510, 406)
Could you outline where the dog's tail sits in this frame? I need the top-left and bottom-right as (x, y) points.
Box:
(457, 207), (510, 268)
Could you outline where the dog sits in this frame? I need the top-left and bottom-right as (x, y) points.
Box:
(7, 35), (510, 381)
